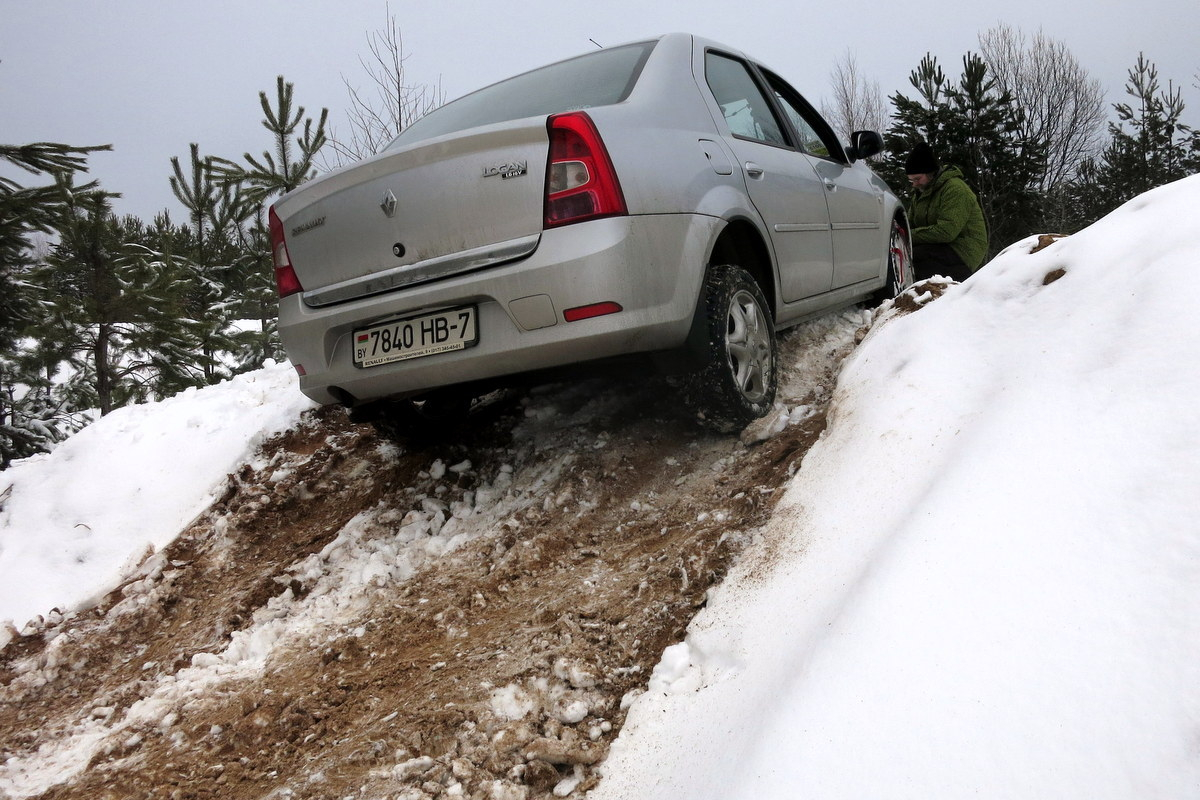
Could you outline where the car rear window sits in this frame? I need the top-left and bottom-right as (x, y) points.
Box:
(387, 40), (656, 148)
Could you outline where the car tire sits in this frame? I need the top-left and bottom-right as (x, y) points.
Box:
(686, 264), (777, 432)
(874, 218), (913, 304)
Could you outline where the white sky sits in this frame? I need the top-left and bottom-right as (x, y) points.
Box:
(2, 0), (1198, 222)
(1, 174), (1198, 796)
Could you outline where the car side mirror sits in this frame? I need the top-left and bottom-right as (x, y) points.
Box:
(846, 130), (883, 162)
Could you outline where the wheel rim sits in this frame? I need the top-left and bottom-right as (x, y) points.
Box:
(725, 289), (772, 404)
(890, 222), (913, 294)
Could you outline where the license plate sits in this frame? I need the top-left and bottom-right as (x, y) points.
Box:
(353, 306), (478, 368)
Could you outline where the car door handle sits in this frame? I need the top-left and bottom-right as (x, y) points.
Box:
(744, 161), (764, 178)
(823, 178), (837, 192)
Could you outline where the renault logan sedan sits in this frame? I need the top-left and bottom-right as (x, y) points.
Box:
(270, 33), (911, 435)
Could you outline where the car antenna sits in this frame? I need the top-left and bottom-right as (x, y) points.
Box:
(589, 38), (603, 48)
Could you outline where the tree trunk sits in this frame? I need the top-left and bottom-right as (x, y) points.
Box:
(95, 323), (113, 416)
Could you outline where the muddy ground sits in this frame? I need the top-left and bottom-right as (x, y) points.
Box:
(0, 298), (934, 800)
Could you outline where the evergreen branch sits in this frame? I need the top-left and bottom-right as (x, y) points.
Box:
(0, 142), (112, 177)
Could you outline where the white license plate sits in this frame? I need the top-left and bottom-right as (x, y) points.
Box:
(353, 306), (478, 368)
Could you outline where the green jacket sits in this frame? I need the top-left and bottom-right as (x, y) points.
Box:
(906, 166), (989, 271)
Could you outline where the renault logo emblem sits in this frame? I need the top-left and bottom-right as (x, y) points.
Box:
(380, 190), (397, 218)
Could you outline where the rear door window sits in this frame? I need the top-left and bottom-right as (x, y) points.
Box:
(704, 52), (788, 147)
(388, 41), (655, 147)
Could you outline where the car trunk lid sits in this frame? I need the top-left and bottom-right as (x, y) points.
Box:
(273, 121), (549, 306)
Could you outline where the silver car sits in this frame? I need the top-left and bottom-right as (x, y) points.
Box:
(270, 33), (911, 434)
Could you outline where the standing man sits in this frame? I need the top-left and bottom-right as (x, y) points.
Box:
(904, 141), (988, 282)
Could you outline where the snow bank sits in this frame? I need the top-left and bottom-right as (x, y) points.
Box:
(0, 363), (316, 630)
(593, 176), (1200, 798)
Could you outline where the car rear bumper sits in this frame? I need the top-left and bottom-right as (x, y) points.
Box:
(278, 213), (719, 406)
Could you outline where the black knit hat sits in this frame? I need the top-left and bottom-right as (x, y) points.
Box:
(905, 141), (939, 175)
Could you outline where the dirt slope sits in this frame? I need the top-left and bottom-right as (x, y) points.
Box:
(0, 303), (920, 800)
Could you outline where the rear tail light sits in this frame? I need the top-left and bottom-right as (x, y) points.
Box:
(268, 206), (303, 298)
(544, 112), (627, 228)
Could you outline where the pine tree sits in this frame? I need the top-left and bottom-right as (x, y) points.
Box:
(210, 188), (281, 371)
(882, 53), (1047, 257)
(948, 54), (1047, 253)
(229, 210), (282, 370)
(208, 76), (329, 369)
(881, 54), (949, 179)
(169, 144), (240, 382)
(1065, 55), (1199, 229)
(137, 212), (233, 388)
(1, 143), (110, 349)
(1, 141), (110, 467)
(1113, 55), (1195, 188)
(27, 188), (206, 416)
(212, 75), (329, 202)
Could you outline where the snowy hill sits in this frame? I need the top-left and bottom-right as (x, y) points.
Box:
(2, 175), (1199, 799)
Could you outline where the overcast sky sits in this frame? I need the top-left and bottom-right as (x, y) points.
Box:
(3, 0), (1197, 222)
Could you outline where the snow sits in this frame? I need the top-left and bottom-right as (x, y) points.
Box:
(0, 364), (316, 631)
(3, 174), (1200, 796)
(593, 176), (1200, 798)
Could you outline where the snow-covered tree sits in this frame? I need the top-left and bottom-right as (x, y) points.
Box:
(27, 189), (205, 415)
(170, 144), (244, 381)
(1, 141), (110, 466)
